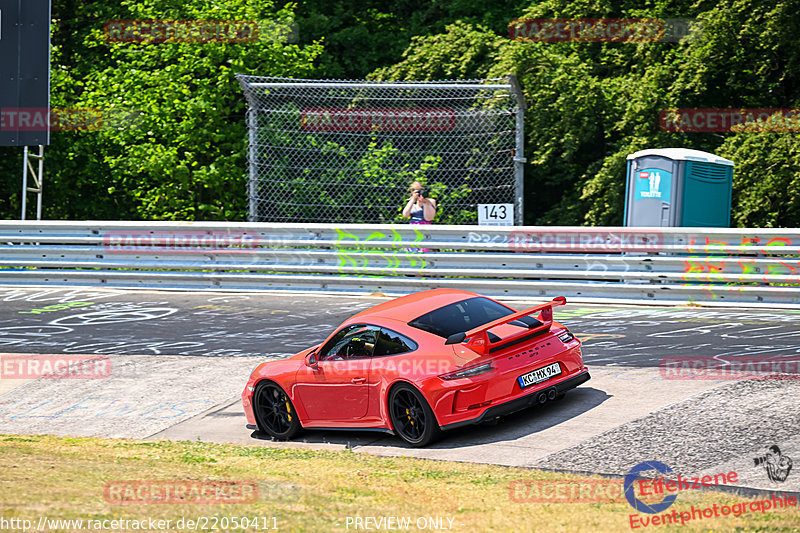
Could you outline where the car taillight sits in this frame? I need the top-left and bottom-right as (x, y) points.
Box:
(439, 362), (494, 380)
(558, 330), (575, 343)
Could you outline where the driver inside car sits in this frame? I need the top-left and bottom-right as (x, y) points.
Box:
(344, 335), (375, 358)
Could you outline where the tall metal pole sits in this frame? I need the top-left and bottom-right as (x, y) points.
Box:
(508, 75), (527, 226)
(21, 147), (29, 220)
(247, 109), (258, 222)
(20, 145), (45, 220)
(36, 145), (45, 219)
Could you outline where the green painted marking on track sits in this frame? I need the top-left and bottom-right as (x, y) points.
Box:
(554, 308), (623, 319)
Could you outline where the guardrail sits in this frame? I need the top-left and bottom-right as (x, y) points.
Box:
(1, 221), (799, 305)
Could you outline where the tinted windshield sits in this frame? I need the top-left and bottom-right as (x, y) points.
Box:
(408, 297), (514, 338)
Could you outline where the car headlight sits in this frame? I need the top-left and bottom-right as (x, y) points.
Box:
(439, 362), (494, 380)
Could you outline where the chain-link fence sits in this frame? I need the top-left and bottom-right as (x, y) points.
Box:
(237, 76), (525, 224)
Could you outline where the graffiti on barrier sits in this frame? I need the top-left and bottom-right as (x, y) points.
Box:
(682, 236), (800, 299)
(334, 228), (428, 276)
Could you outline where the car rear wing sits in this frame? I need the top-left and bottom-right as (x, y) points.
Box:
(445, 297), (567, 355)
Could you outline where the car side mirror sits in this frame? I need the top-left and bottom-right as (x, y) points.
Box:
(305, 352), (319, 369)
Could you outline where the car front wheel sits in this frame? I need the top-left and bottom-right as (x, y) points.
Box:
(388, 383), (441, 447)
(253, 381), (301, 440)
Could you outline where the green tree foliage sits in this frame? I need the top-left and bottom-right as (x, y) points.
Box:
(4, 0), (800, 227)
(294, 0), (528, 79)
(720, 132), (800, 227)
(373, 0), (800, 227)
(0, 151), (22, 220)
(1, 0), (321, 220)
(256, 100), (470, 223)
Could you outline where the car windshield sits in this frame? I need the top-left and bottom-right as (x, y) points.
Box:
(408, 297), (514, 338)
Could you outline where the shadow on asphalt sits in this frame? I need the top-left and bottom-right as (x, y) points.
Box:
(247, 386), (611, 450)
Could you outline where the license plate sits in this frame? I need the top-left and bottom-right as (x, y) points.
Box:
(518, 362), (561, 388)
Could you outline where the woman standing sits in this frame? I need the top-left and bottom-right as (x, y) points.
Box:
(402, 181), (437, 224)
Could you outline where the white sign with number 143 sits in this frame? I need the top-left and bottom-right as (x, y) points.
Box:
(477, 204), (514, 226)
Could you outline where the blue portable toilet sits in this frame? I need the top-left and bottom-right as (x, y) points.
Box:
(624, 148), (734, 227)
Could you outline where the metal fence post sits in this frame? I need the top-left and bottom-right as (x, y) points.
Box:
(247, 109), (258, 222)
(20, 145), (45, 221)
(508, 75), (527, 226)
(21, 147), (29, 220)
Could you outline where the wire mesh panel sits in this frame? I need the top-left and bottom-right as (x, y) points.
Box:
(237, 76), (523, 224)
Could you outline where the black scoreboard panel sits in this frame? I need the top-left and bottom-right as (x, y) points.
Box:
(0, 0), (51, 146)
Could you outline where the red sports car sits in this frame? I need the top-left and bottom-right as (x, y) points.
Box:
(242, 289), (590, 447)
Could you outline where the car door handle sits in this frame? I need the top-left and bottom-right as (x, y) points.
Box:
(351, 377), (366, 384)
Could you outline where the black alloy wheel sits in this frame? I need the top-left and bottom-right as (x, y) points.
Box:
(253, 381), (301, 440)
(388, 383), (441, 447)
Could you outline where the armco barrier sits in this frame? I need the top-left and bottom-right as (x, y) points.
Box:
(0, 221), (799, 305)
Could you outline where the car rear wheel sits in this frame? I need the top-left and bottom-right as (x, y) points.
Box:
(253, 381), (301, 440)
(388, 383), (441, 447)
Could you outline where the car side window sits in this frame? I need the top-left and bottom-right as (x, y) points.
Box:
(374, 328), (418, 356)
(318, 324), (378, 360)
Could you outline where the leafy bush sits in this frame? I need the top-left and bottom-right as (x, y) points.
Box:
(372, 0), (800, 227)
(1, 0), (321, 221)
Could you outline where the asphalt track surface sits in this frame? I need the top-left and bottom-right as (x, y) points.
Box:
(1, 286), (799, 495)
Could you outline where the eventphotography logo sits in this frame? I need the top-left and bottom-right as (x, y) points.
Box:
(624, 461), (679, 514)
(754, 445), (794, 483)
(623, 460), (798, 529)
